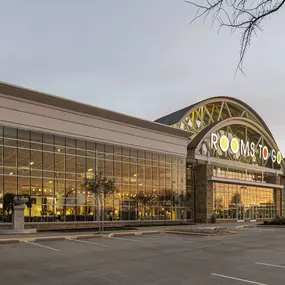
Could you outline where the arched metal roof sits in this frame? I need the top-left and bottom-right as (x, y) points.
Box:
(155, 96), (274, 139)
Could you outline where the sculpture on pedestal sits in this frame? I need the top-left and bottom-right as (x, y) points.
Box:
(0, 193), (36, 234)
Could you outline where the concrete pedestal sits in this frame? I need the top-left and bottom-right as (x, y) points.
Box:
(12, 205), (25, 231)
(0, 203), (37, 235)
(0, 196), (37, 235)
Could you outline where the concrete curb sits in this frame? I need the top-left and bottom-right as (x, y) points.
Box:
(142, 231), (161, 235)
(0, 239), (20, 244)
(0, 230), (162, 244)
(0, 229), (37, 235)
(109, 232), (136, 237)
(109, 230), (161, 238)
(76, 234), (101, 240)
(35, 237), (66, 242)
(257, 225), (285, 228)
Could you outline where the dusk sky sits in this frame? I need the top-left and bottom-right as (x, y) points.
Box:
(1, 0), (284, 153)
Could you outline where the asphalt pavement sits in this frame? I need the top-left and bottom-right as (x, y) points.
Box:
(0, 226), (285, 285)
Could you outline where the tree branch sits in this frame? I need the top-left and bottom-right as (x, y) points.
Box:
(187, 0), (285, 72)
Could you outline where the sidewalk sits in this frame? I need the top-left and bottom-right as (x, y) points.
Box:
(0, 222), (257, 243)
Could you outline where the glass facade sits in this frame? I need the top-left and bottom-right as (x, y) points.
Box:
(0, 126), (186, 223)
(213, 167), (264, 182)
(213, 182), (275, 220)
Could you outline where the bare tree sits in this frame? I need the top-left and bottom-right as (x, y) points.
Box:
(158, 190), (189, 223)
(85, 173), (116, 232)
(135, 192), (156, 220)
(187, 0), (285, 72)
(62, 188), (73, 221)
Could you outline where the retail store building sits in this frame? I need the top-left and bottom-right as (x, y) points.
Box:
(0, 82), (283, 227)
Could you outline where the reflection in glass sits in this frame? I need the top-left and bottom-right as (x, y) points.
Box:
(213, 182), (276, 220)
(0, 125), (186, 223)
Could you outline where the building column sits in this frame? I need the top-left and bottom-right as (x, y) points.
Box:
(194, 163), (214, 223)
(265, 175), (282, 217)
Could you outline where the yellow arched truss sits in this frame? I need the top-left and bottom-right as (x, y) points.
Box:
(172, 97), (271, 141)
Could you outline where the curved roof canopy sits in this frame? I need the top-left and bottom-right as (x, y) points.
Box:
(156, 97), (283, 170)
(156, 96), (274, 141)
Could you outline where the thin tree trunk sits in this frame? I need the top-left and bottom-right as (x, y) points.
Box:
(96, 196), (101, 233)
(102, 198), (105, 232)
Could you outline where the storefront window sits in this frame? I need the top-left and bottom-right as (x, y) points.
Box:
(213, 182), (276, 220)
(0, 125), (187, 222)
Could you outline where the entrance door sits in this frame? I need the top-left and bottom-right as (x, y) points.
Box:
(250, 205), (257, 221)
(237, 204), (245, 221)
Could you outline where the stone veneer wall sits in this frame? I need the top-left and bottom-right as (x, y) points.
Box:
(194, 163), (213, 223)
(265, 175), (283, 217)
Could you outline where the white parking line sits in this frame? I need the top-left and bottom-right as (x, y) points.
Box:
(256, 262), (285, 269)
(112, 237), (151, 244)
(24, 241), (59, 252)
(66, 238), (111, 248)
(212, 273), (268, 285)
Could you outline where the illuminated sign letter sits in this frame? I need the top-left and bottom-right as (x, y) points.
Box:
(259, 144), (263, 158)
(277, 151), (282, 165)
(263, 146), (269, 160)
(241, 140), (250, 157)
(250, 142), (255, 157)
(211, 133), (218, 150)
(271, 149), (276, 163)
(220, 135), (229, 152)
(230, 138), (239, 154)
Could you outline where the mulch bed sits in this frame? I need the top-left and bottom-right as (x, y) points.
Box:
(165, 227), (236, 236)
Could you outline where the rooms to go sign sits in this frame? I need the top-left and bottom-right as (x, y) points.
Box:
(211, 133), (282, 164)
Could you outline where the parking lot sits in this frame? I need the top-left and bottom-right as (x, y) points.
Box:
(1, 227), (285, 285)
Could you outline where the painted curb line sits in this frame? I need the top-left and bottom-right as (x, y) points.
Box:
(165, 230), (237, 237)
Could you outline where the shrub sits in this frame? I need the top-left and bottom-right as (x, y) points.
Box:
(264, 216), (285, 225)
